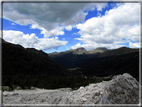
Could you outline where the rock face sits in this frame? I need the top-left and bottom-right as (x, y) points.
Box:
(3, 73), (140, 104)
(54, 73), (139, 104)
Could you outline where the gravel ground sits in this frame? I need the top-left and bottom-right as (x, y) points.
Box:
(3, 88), (71, 104)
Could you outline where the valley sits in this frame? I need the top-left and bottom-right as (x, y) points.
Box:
(2, 39), (113, 90)
(1, 38), (140, 105)
(49, 45), (139, 81)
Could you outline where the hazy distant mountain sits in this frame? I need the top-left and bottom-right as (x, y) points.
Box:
(49, 52), (58, 55)
(49, 47), (88, 57)
(87, 47), (108, 54)
(49, 47), (108, 68)
(95, 47), (108, 51)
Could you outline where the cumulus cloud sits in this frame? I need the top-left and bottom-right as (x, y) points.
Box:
(11, 23), (16, 25)
(34, 37), (68, 50)
(72, 3), (140, 50)
(3, 30), (68, 50)
(129, 42), (140, 48)
(65, 25), (73, 31)
(30, 24), (64, 37)
(3, 3), (107, 26)
(3, 3), (82, 31)
(3, 3), (108, 36)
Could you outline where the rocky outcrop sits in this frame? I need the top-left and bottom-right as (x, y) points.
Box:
(51, 73), (140, 104)
(3, 73), (140, 104)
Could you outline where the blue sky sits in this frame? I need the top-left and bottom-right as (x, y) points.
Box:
(2, 2), (140, 53)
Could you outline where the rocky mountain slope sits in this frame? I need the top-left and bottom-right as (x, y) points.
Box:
(3, 73), (140, 104)
(64, 73), (139, 104)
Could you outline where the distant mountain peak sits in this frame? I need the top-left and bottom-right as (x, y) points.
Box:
(76, 47), (86, 49)
(76, 47), (87, 51)
(72, 47), (87, 55)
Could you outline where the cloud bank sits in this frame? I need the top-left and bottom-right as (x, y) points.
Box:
(3, 30), (68, 50)
(72, 3), (140, 50)
(3, 2), (108, 50)
(2, 2), (140, 51)
(3, 3), (107, 32)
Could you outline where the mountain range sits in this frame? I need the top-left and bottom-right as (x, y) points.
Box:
(49, 47), (108, 68)
(1, 38), (139, 90)
(49, 45), (139, 81)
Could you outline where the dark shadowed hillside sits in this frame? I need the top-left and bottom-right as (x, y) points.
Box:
(2, 39), (66, 76)
(2, 39), (69, 89)
(81, 47), (139, 81)
(2, 39), (109, 90)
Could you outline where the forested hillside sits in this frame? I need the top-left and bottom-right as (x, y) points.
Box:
(82, 47), (139, 81)
(2, 39), (109, 90)
(2, 39), (69, 89)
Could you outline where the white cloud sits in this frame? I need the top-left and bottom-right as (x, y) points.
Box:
(71, 42), (82, 49)
(129, 42), (140, 48)
(73, 3), (140, 50)
(65, 25), (73, 31)
(3, 3), (87, 27)
(95, 3), (108, 11)
(3, 30), (68, 50)
(3, 30), (38, 47)
(31, 25), (65, 38)
(34, 37), (68, 50)
(11, 23), (16, 25)
(3, 3), (108, 37)
(66, 47), (69, 50)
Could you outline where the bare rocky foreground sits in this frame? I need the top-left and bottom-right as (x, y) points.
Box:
(3, 73), (140, 105)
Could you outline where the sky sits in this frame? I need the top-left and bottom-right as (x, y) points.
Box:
(2, 1), (141, 53)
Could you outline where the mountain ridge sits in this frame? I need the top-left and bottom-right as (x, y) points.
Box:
(49, 47), (108, 56)
(48, 47), (109, 68)
(2, 39), (139, 90)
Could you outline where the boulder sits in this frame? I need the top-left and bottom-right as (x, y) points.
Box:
(53, 73), (140, 104)
(30, 86), (35, 90)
